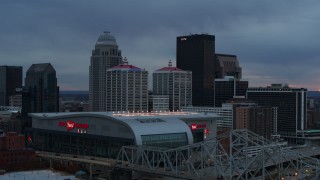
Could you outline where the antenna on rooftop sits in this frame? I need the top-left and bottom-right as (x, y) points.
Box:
(168, 60), (172, 67)
(123, 57), (128, 65)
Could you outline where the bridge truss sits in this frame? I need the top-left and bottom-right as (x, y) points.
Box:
(114, 129), (320, 179)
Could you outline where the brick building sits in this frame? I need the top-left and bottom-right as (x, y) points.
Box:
(0, 131), (34, 169)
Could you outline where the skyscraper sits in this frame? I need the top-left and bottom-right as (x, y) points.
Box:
(23, 63), (59, 113)
(215, 54), (242, 79)
(176, 34), (243, 106)
(214, 76), (248, 107)
(106, 58), (148, 112)
(176, 34), (216, 106)
(89, 31), (122, 111)
(246, 84), (307, 134)
(153, 60), (192, 111)
(0, 66), (22, 106)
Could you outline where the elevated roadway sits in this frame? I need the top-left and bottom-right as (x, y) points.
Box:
(36, 129), (320, 180)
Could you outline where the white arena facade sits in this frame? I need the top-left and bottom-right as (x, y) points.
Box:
(27, 111), (219, 158)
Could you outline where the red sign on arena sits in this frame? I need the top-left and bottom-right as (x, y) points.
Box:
(58, 120), (89, 131)
(190, 123), (207, 130)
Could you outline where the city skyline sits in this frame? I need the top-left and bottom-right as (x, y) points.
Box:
(1, 0), (320, 90)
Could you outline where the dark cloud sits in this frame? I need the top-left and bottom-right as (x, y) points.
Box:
(1, 0), (320, 90)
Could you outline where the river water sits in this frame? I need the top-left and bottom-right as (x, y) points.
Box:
(0, 169), (77, 180)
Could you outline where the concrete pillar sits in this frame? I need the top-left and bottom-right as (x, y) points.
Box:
(107, 169), (111, 180)
(132, 171), (142, 179)
(89, 164), (93, 179)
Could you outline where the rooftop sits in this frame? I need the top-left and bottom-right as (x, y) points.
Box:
(155, 60), (183, 72)
(29, 111), (220, 120)
(110, 57), (142, 71)
(27, 63), (53, 73)
(96, 31), (117, 46)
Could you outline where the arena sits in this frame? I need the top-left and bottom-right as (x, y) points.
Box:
(27, 111), (219, 158)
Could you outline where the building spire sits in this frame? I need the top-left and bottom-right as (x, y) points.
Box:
(123, 57), (128, 65)
(168, 60), (172, 67)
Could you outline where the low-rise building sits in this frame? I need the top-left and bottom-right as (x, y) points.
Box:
(0, 131), (34, 169)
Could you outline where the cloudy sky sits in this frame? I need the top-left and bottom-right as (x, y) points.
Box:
(1, 0), (320, 91)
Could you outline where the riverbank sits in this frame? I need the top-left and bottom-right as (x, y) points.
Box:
(0, 169), (77, 180)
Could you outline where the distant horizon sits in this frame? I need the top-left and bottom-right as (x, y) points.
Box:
(60, 90), (89, 92)
(59, 90), (320, 92)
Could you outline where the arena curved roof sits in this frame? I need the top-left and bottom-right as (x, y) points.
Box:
(28, 111), (219, 146)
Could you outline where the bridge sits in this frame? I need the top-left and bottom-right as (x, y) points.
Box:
(38, 129), (320, 179)
(36, 151), (117, 179)
(115, 129), (320, 179)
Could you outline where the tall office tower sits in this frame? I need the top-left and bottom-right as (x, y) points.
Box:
(214, 76), (248, 107)
(89, 31), (122, 111)
(106, 58), (148, 112)
(153, 60), (192, 111)
(0, 66), (22, 106)
(246, 84), (307, 134)
(24, 63), (59, 113)
(177, 34), (215, 106)
(215, 54), (242, 79)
